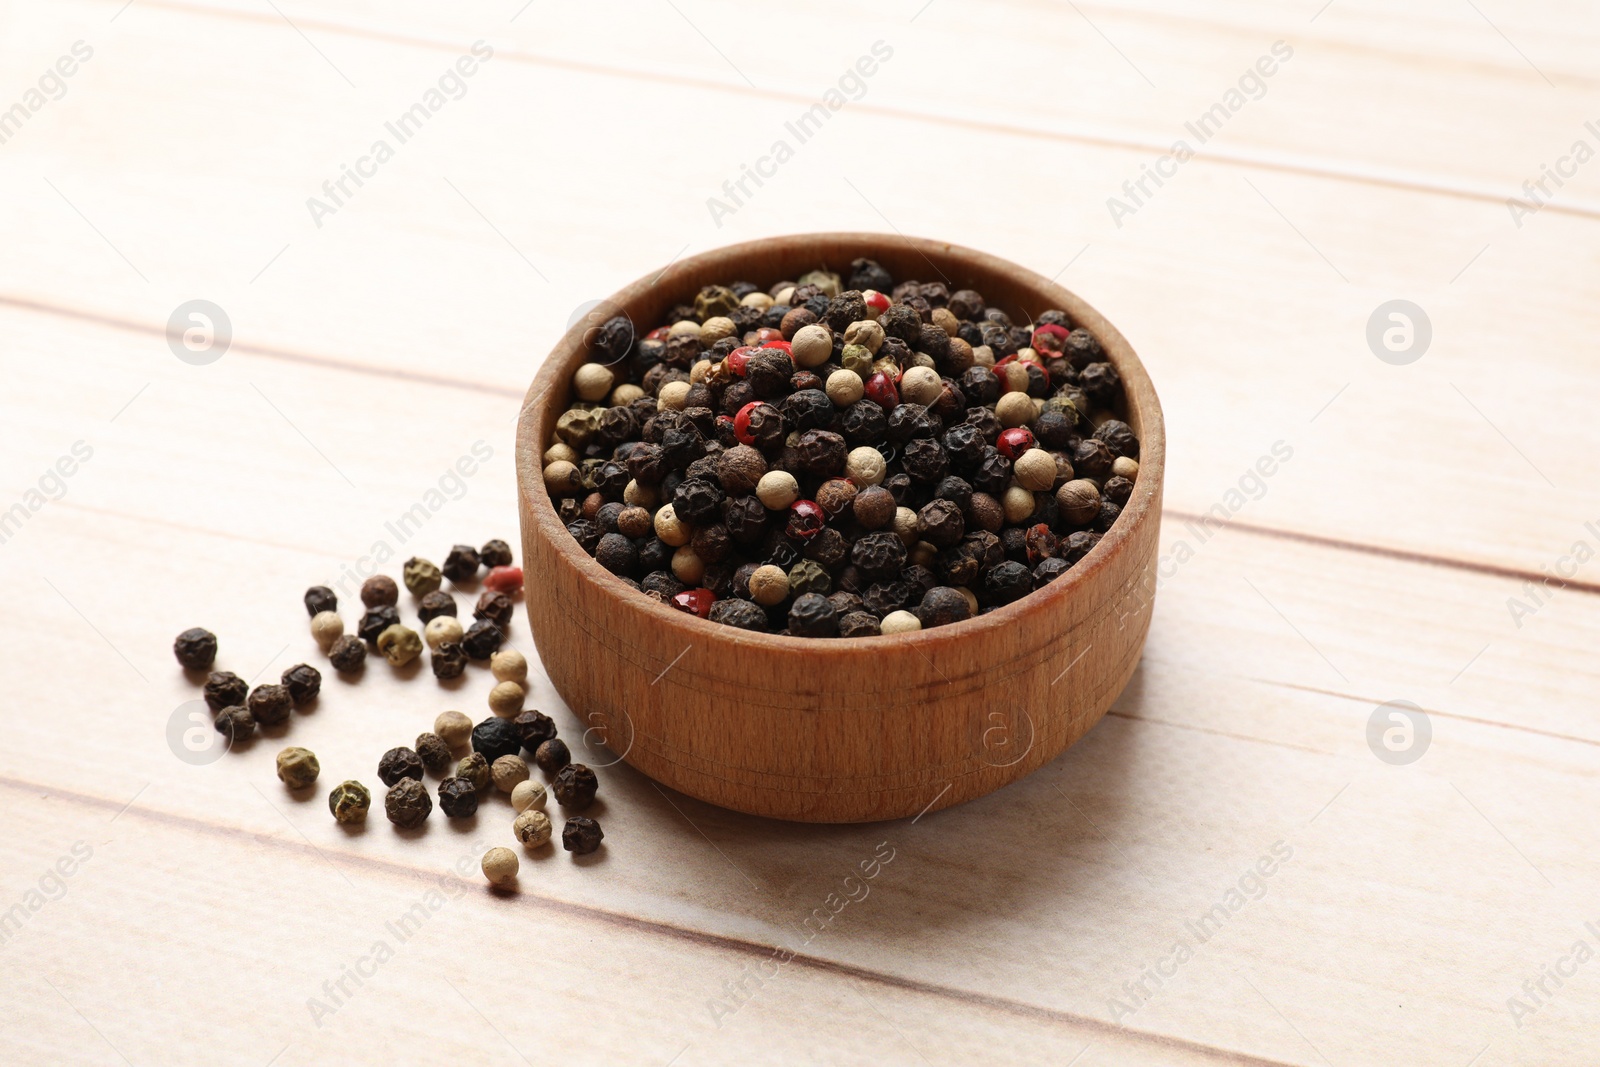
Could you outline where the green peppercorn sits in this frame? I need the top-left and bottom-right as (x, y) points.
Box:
(328, 780), (370, 824)
(455, 751), (490, 792)
(384, 778), (431, 829)
(376, 624), (422, 667)
(173, 627), (217, 670)
(276, 747), (320, 790)
(562, 816), (604, 854)
(403, 557), (442, 597)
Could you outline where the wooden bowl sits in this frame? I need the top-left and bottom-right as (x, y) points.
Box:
(515, 233), (1163, 823)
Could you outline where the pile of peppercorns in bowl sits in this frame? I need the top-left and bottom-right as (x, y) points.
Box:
(541, 258), (1141, 638)
(172, 538), (607, 885)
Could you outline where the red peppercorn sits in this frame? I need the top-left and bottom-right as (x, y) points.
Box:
(997, 427), (1036, 460)
(759, 339), (793, 356)
(727, 345), (755, 376)
(786, 500), (826, 540)
(672, 588), (715, 618)
(484, 565), (523, 596)
(733, 401), (763, 446)
(1031, 323), (1070, 353)
(646, 326), (671, 341)
(753, 327), (784, 345)
(863, 290), (890, 315)
(864, 372), (899, 410)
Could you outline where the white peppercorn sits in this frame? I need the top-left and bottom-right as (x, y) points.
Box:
(511, 779), (547, 812)
(658, 381), (691, 410)
(611, 383), (645, 406)
(425, 615), (463, 651)
(544, 442), (578, 466)
(310, 611), (343, 650)
(573, 363), (615, 402)
(654, 504), (692, 547)
(482, 846), (519, 885)
(900, 366), (942, 407)
(749, 564), (790, 606)
(845, 447), (886, 486)
(1112, 455), (1139, 480)
(490, 648), (528, 684)
(755, 471), (799, 510)
(881, 610), (922, 634)
(671, 545), (706, 585)
(492, 754), (530, 793)
(893, 507), (920, 547)
(1013, 449), (1057, 492)
(435, 710), (473, 749)
(488, 680), (526, 716)
(544, 460), (582, 496)
(825, 369), (864, 407)
(1002, 486), (1036, 524)
(698, 316), (736, 347)
(995, 391), (1035, 428)
(513, 808), (553, 849)
(791, 323), (833, 367)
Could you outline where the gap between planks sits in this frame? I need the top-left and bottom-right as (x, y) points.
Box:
(71, 0), (1600, 225)
(3, 773), (1304, 1067)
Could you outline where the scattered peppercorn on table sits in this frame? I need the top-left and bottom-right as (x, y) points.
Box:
(4, 4), (1597, 1066)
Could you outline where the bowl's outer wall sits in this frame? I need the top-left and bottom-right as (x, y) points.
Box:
(516, 234), (1164, 823)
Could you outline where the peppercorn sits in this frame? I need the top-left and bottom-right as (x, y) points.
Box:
(375, 746), (422, 787)
(534, 738), (572, 774)
(513, 709), (558, 753)
(376, 624), (423, 667)
(492, 754), (530, 794)
(1056, 479), (1101, 525)
(481, 846), (518, 884)
(304, 586), (337, 617)
(484, 565), (523, 597)
(1102, 475), (1134, 507)
(461, 620), (504, 660)
(442, 544), (481, 583)
(173, 628), (217, 670)
(328, 780), (370, 824)
(245, 683), (291, 726)
(327, 634), (366, 673)
(430, 641), (467, 680)
(423, 616), (463, 653)
(410, 593), (452, 629)
(379, 778), (430, 829)
(357, 605), (400, 644)
(512, 779), (548, 812)
(475, 539), (512, 571)
(788, 593), (839, 638)
(748, 564), (789, 606)
(203, 671), (248, 711)
(436, 775), (478, 818)
(881, 610), (922, 634)
(473, 591), (515, 631)
(276, 747), (320, 790)
(215, 704), (255, 744)
(472, 716), (521, 764)
(489, 648), (528, 684)
(562, 817), (604, 855)
(357, 574), (396, 609)
(514, 808), (553, 849)
(456, 751), (491, 792)
(431, 712), (470, 751)
(310, 611), (344, 650)
(838, 612), (881, 638)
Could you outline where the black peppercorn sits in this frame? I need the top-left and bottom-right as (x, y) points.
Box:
(472, 716), (521, 764)
(1094, 500), (1122, 534)
(838, 611), (882, 638)
(593, 533), (638, 575)
(838, 400), (887, 445)
(553, 763), (599, 810)
(971, 448), (1012, 496)
(215, 705), (254, 744)
(479, 539), (514, 569)
(1033, 409), (1077, 450)
(1063, 328), (1102, 369)
(378, 746), (425, 786)
(902, 437), (949, 484)
(781, 389), (834, 433)
(1102, 476), (1134, 506)
(357, 605), (400, 644)
(328, 634), (366, 673)
(917, 498), (965, 548)
(1073, 438), (1114, 480)
(851, 532), (907, 580)
(746, 350), (794, 398)
(281, 664), (321, 705)
(437, 776), (479, 818)
(1080, 362), (1122, 408)
(794, 430), (847, 478)
(534, 738), (571, 774)
(173, 627), (217, 670)
(417, 590), (456, 624)
(202, 670), (248, 711)
(431, 641), (467, 680)
(474, 590), (516, 630)
(513, 709), (558, 754)
(788, 593), (839, 638)
(303, 586), (337, 617)
(848, 257), (893, 293)
(672, 477), (725, 525)
(708, 599), (769, 631)
(1034, 557), (1071, 587)
(880, 303), (921, 344)
(863, 581), (911, 616)
(982, 561), (1032, 605)
(360, 574), (399, 608)
(442, 544), (481, 583)
(461, 620), (504, 660)
(384, 778), (431, 829)
(562, 816), (604, 854)
(887, 403), (939, 444)
(416, 732), (453, 775)
(247, 683), (292, 726)
(919, 585), (972, 626)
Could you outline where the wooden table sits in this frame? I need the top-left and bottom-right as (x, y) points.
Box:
(4, 1), (1595, 1063)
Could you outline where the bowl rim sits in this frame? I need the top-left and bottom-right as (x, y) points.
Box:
(516, 231), (1164, 655)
